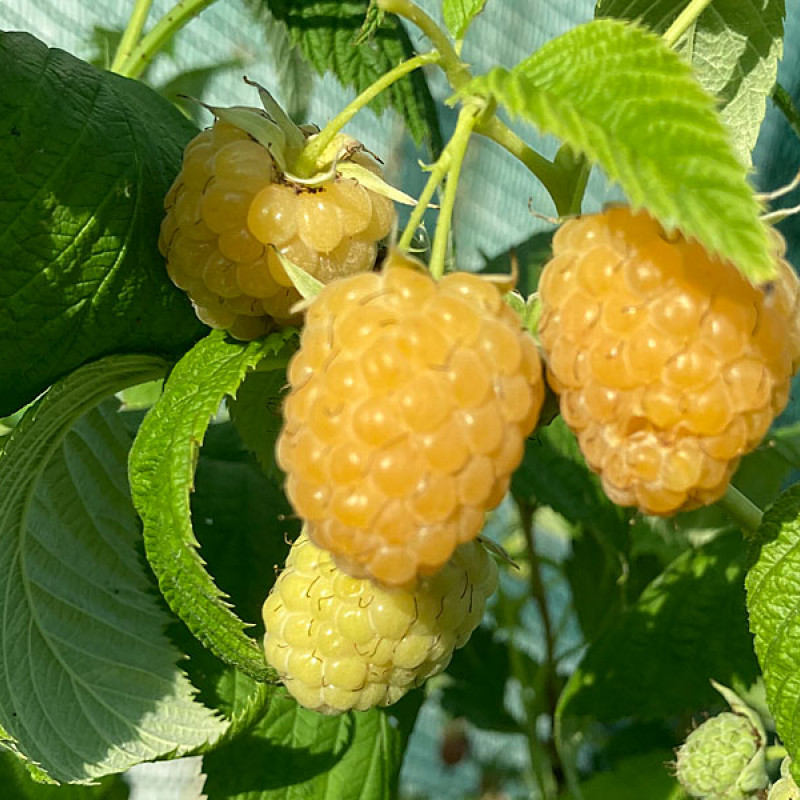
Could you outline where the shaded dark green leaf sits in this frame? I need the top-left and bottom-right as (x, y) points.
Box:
(0, 750), (129, 799)
(559, 533), (758, 723)
(512, 416), (630, 552)
(0, 32), (205, 416)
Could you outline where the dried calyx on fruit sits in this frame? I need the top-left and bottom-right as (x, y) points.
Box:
(538, 206), (800, 515)
(674, 682), (768, 800)
(276, 248), (545, 588)
(262, 530), (497, 714)
(158, 81), (396, 340)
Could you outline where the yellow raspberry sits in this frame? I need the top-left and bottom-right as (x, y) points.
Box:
(262, 531), (498, 714)
(276, 249), (545, 588)
(158, 120), (396, 340)
(538, 206), (800, 515)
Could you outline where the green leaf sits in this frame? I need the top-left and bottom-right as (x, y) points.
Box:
(129, 329), (296, 683)
(191, 419), (298, 629)
(561, 750), (686, 800)
(746, 484), (800, 782)
(439, 626), (522, 732)
(459, 18), (774, 282)
(596, 0), (785, 166)
(564, 528), (625, 642)
(202, 685), (411, 800)
(255, 0), (444, 154)
(766, 419), (800, 468)
(0, 356), (227, 783)
(443, 0), (488, 40)
(558, 532), (759, 723)
(512, 416), (630, 552)
(228, 352), (296, 485)
(0, 750), (129, 799)
(0, 31), (205, 417)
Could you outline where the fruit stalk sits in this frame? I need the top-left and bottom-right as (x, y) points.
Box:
(475, 117), (576, 216)
(663, 0), (715, 48)
(111, 0), (155, 74)
(718, 485), (764, 536)
(293, 51), (442, 178)
(428, 100), (483, 279)
(380, 0), (583, 218)
(519, 499), (562, 799)
(115, 0), (217, 79)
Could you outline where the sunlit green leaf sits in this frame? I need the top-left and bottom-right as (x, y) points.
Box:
(460, 19), (773, 282)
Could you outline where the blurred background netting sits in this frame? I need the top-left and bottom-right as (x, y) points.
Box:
(3, 0), (800, 797)
(0, 0), (616, 273)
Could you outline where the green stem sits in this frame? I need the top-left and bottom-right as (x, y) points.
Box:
(772, 82), (800, 144)
(294, 51), (441, 177)
(475, 117), (572, 216)
(766, 744), (788, 762)
(498, 584), (544, 798)
(377, 0), (471, 90)
(516, 499), (560, 799)
(718, 485), (763, 536)
(397, 159), (446, 253)
(111, 0), (155, 74)
(663, 0), (714, 48)
(427, 102), (482, 279)
(115, 0), (218, 79)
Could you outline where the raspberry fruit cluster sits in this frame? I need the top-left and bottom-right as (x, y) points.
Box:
(276, 249), (545, 588)
(158, 120), (395, 340)
(538, 206), (800, 515)
(262, 531), (497, 714)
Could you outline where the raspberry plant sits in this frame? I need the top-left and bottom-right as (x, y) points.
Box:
(3, 0), (800, 798)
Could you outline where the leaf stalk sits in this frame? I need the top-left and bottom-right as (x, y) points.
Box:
(663, 0), (714, 48)
(377, 0), (471, 90)
(475, 117), (575, 215)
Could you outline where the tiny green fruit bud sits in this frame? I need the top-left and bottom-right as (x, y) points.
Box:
(675, 683), (768, 800)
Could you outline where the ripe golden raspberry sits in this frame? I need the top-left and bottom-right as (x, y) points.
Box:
(538, 206), (800, 515)
(158, 120), (395, 340)
(262, 531), (497, 714)
(276, 250), (545, 587)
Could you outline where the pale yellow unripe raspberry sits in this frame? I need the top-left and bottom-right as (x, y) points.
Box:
(262, 531), (498, 715)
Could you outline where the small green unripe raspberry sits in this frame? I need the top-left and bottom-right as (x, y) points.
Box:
(769, 758), (800, 800)
(261, 531), (497, 714)
(675, 683), (768, 800)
